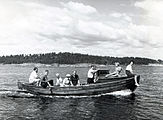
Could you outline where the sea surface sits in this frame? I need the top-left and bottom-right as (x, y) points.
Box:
(0, 64), (162, 120)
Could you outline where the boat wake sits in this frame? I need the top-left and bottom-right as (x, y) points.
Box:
(0, 89), (133, 99)
(46, 90), (133, 98)
(107, 89), (132, 96)
(0, 89), (35, 98)
(37, 90), (133, 99)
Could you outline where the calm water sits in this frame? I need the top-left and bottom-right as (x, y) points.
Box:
(0, 64), (162, 120)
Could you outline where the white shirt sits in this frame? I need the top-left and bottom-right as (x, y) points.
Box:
(126, 64), (133, 73)
(63, 78), (71, 86)
(87, 68), (97, 78)
(56, 77), (63, 86)
(29, 71), (39, 83)
(115, 66), (122, 74)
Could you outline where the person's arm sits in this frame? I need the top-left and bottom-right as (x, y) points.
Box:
(69, 76), (73, 86)
(35, 73), (41, 79)
(105, 72), (116, 77)
(93, 69), (98, 73)
(56, 78), (59, 86)
(77, 75), (80, 86)
(36, 76), (40, 79)
(69, 79), (73, 86)
(90, 70), (98, 76)
(70, 81), (73, 86)
(77, 75), (79, 80)
(62, 79), (66, 86)
(77, 80), (80, 86)
(47, 81), (52, 87)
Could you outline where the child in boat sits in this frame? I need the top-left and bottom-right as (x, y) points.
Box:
(70, 71), (80, 86)
(29, 67), (41, 85)
(63, 74), (71, 87)
(55, 73), (63, 87)
(40, 70), (53, 88)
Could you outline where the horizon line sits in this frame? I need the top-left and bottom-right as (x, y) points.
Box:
(0, 51), (160, 61)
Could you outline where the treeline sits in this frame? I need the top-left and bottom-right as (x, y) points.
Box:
(0, 52), (160, 65)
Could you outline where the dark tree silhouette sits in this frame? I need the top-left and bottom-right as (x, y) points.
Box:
(0, 52), (160, 65)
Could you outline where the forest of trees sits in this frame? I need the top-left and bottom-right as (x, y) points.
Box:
(0, 52), (160, 65)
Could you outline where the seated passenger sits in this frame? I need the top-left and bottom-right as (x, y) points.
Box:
(125, 61), (139, 86)
(29, 67), (40, 85)
(105, 62), (123, 77)
(70, 71), (80, 86)
(55, 73), (63, 87)
(125, 61), (134, 77)
(40, 70), (53, 88)
(63, 74), (71, 87)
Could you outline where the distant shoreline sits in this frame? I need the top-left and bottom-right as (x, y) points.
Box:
(0, 52), (162, 65)
(0, 63), (107, 67)
(0, 63), (163, 67)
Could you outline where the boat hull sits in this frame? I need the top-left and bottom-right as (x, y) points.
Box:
(17, 75), (140, 96)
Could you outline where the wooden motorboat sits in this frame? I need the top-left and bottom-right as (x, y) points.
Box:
(17, 70), (140, 96)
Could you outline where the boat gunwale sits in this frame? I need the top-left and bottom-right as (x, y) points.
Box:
(20, 75), (136, 89)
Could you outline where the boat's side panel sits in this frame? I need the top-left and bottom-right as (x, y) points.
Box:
(18, 76), (138, 96)
(51, 77), (135, 95)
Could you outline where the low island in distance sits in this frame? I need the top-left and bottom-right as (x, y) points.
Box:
(0, 52), (162, 66)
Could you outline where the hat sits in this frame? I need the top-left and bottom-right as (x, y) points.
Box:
(66, 74), (71, 77)
(56, 73), (60, 76)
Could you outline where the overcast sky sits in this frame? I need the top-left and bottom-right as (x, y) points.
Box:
(0, 0), (163, 59)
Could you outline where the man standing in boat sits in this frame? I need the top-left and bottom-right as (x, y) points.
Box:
(29, 67), (40, 85)
(87, 65), (98, 84)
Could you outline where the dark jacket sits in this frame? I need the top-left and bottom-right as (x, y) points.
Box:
(70, 74), (79, 86)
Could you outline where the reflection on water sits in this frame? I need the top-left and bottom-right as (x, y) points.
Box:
(0, 65), (162, 120)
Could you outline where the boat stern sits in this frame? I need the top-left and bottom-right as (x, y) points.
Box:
(127, 75), (140, 92)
